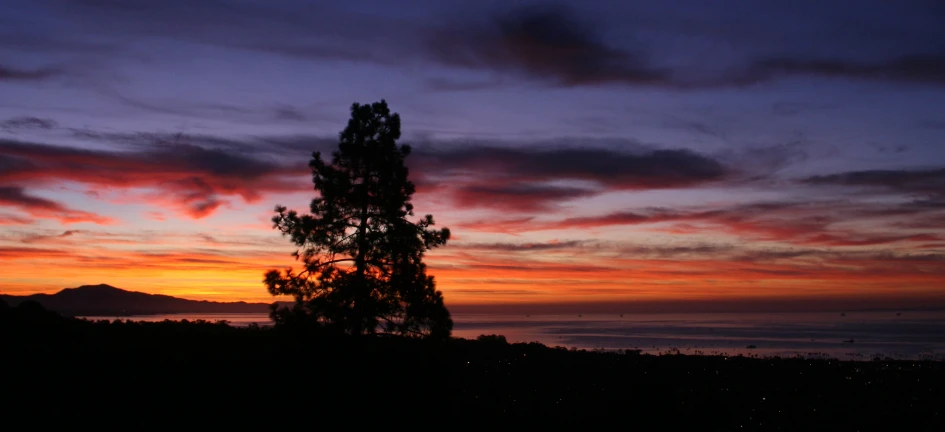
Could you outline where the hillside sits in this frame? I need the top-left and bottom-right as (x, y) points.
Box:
(0, 284), (271, 316)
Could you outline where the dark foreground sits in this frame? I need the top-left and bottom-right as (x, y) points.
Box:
(3, 301), (943, 430)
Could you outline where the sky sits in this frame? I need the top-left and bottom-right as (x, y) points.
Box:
(1, 0), (944, 312)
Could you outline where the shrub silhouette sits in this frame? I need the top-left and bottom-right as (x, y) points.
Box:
(264, 100), (452, 338)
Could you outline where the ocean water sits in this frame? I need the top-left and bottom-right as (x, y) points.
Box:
(80, 310), (945, 360)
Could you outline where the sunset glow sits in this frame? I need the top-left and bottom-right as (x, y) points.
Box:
(2, 0), (943, 311)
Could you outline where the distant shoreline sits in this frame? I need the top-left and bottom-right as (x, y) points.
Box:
(72, 310), (945, 362)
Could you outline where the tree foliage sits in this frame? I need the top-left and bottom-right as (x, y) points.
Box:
(264, 100), (452, 338)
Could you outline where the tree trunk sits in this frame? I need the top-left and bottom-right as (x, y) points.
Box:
(353, 174), (370, 336)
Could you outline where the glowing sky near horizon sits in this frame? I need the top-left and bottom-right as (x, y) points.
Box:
(1, 0), (944, 308)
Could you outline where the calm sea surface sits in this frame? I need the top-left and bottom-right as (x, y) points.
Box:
(80, 310), (945, 360)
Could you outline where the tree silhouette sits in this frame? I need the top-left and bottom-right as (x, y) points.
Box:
(264, 100), (453, 338)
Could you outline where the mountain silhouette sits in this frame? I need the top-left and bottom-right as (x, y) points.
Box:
(0, 284), (272, 316)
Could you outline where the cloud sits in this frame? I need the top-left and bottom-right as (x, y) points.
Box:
(0, 65), (61, 81)
(430, 242), (945, 306)
(456, 217), (536, 235)
(0, 138), (308, 219)
(0, 213), (32, 225)
(743, 54), (945, 87)
(800, 233), (942, 247)
(17, 229), (85, 244)
(424, 4), (945, 89)
(449, 289), (541, 296)
(458, 200), (945, 247)
(619, 244), (736, 258)
(0, 132), (729, 220)
(425, 77), (509, 92)
(427, 4), (671, 87)
(0, 117), (58, 132)
(892, 213), (945, 230)
(770, 102), (836, 117)
(273, 106), (306, 122)
(18, 1), (944, 91)
(438, 237), (945, 272)
(803, 168), (945, 198)
(91, 88), (323, 124)
(452, 241), (739, 258)
(450, 183), (598, 211)
(0, 186), (113, 224)
(60, 0), (413, 65)
(0, 244), (288, 272)
(82, 130), (336, 159)
(455, 240), (586, 252)
(411, 144), (729, 210)
(0, 246), (76, 259)
(869, 143), (910, 154)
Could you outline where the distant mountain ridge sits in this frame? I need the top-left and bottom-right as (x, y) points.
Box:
(0, 284), (273, 316)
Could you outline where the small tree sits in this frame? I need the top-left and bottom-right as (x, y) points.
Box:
(265, 100), (452, 338)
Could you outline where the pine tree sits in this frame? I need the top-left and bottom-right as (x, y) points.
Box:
(264, 100), (452, 338)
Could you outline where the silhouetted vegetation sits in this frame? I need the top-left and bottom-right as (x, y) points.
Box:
(265, 100), (452, 338)
(3, 302), (943, 429)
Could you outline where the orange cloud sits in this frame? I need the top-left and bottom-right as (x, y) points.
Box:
(0, 186), (114, 225)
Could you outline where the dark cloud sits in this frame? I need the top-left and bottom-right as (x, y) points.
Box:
(428, 4), (671, 87)
(94, 88), (300, 123)
(743, 54), (945, 87)
(161, 177), (224, 218)
(75, 130), (336, 159)
(0, 186), (69, 211)
(451, 183), (598, 211)
(0, 138), (307, 218)
(734, 246), (945, 263)
(425, 77), (508, 92)
(619, 244), (736, 258)
(0, 65), (61, 81)
(718, 140), (809, 178)
(425, 4), (945, 89)
(0, 186), (113, 224)
(733, 249), (822, 262)
(17, 228), (84, 244)
(428, 146), (724, 209)
(0, 117), (58, 132)
(869, 143), (910, 154)
(412, 144), (729, 210)
(804, 168), (945, 197)
(455, 240), (586, 252)
(445, 261), (609, 274)
(273, 106), (306, 122)
(449, 289), (541, 296)
(455, 240), (823, 261)
(771, 102), (836, 117)
(801, 232), (943, 247)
